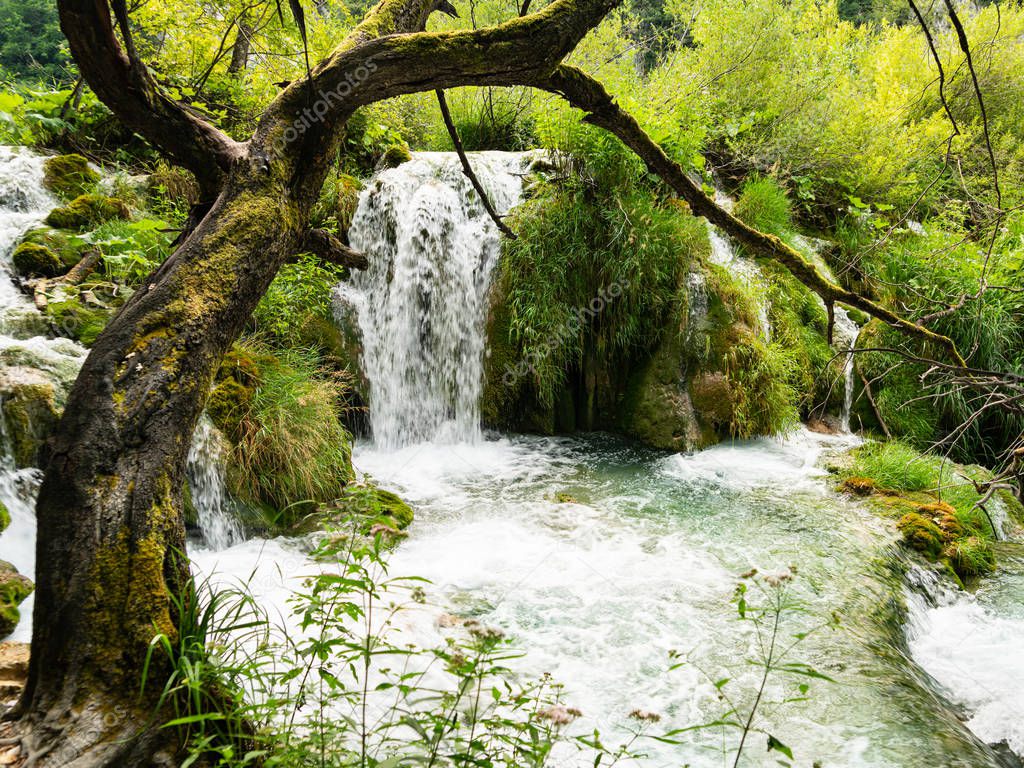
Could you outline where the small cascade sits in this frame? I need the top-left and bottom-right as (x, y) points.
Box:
(832, 307), (859, 432)
(704, 187), (771, 340)
(338, 151), (537, 450)
(187, 416), (242, 550)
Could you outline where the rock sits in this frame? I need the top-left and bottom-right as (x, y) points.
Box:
(0, 369), (61, 468)
(0, 641), (29, 705)
(44, 194), (130, 230)
(0, 562), (33, 639)
(377, 144), (412, 170)
(18, 227), (85, 268)
(11, 242), (62, 278)
(897, 512), (945, 559)
(42, 154), (99, 200)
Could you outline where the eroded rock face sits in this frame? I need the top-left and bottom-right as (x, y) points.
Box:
(0, 367), (62, 468)
(0, 640), (29, 706)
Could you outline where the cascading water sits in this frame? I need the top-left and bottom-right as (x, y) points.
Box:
(338, 151), (537, 449)
(187, 416), (243, 550)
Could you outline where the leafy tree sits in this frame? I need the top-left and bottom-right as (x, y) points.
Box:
(0, 0), (70, 82)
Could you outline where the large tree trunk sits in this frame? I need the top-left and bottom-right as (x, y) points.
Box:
(13, 166), (305, 766)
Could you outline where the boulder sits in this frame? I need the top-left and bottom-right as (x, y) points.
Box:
(0, 368), (62, 468)
(0, 562), (33, 639)
(42, 154), (99, 200)
(45, 194), (130, 230)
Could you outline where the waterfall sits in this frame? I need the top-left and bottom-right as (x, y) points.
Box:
(187, 416), (242, 550)
(338, 151), (536, 450)
(833, 307), (859, 432)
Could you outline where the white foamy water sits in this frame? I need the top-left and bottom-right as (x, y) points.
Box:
(907, 563), (1024, 756)
(338, 151), (537, 449)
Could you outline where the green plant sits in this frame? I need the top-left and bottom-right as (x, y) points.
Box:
(651, 567), (836, 767)
(733, 175), (792, 237)
(225, 346), (354, 520)
(84, 217), (174, 285)
(252, 254), (347, 346)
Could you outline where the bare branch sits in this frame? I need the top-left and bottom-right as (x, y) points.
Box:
(299, 228), (369, 270)
(435, 89), (517, 239)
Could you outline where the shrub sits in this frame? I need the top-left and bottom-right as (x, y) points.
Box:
(219, 346), (355, 520)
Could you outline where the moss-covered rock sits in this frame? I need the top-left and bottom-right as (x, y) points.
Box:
(17, 227), (85, 268)
(0, 500), (9, 534)
(897, 512), (945, 559)
(378, 144), (412, 169)
(43, 154), (99, 200)
(45, 194), (131, 230)
(0, 373), (61, 468)
(146, 163), (200, 210)
(943, 535), (996, 578)
(0, 561), (33, 639)
(323, 482), (415, 532)
(11, 242), (63, 278)
(45, 297), (111, 346)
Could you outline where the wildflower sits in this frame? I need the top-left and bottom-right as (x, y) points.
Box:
(369, 523), (407, 539)
(628, 708), (661, 723)
(468, 624), (506, 642)
(538, 705), (581, 725)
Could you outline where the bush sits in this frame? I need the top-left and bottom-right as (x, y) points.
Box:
(216, 346), (355, 521)
(252, 254), (347, 346)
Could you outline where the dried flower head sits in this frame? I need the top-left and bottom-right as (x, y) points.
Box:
(538, 705), (581, 725)
(628, 708), (661, 723)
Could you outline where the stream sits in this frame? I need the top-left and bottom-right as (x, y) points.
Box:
(1, 147), (1023, 766)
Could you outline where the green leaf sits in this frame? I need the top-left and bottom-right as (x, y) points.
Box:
(767, 734), (794, 760)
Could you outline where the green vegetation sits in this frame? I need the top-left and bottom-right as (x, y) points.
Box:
(42, 154), (99, 199)
(209, 346), (354, 526)
(45, 193), (131, 230)
(837, 441), (1021, 581)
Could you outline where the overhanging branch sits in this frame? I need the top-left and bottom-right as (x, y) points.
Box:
(57, 0), (245, 195)
(532, 65), (966, 366)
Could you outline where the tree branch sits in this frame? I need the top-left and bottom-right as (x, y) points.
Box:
(531, 65), (966, 366)
(57, 0), (245, 196)
(299, 228), (369, 270)
(435, 89), (517, 239)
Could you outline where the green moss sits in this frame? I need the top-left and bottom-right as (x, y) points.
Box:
(11, 241), (62, 278)
(0, 560), (34, 638)
(897, 512), (944, 559)
(45, 194), (131, 230)
(0, 500), (9, 533)
(46, 298), (111, 345)
(18, 227), (85, 268)
(1, 381), (60, 468)
(43, 154), (99, 200)
(337, 173), (363, 232)
(379, 144), (412, 168)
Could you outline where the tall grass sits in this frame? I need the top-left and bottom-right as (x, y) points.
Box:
(226, 346), (354, 519)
